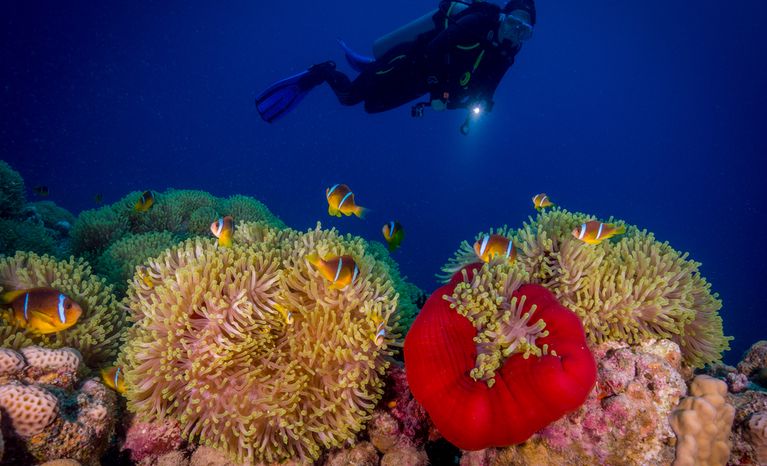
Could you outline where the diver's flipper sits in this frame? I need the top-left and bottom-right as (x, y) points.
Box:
(255, 70), (314, 123)
(256, 62), (336, 123)
(337, 40), (375, 73)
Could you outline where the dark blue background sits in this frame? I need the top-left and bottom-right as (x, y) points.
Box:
(2, 1), (766, 362)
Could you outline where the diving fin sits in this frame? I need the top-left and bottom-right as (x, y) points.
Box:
(337, 39), (375, 72)
(255, 62), (336, 123)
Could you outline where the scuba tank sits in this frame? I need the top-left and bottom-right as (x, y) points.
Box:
(372, 1), (473, 59)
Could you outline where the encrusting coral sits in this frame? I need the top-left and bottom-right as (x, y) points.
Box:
(0, 251), (127, 367)
(0, 346), (116, 465)
(69, 189), (285, 262)
(94, 231), (181, 294)
(120, 222), (401, 464)
(440, 208), (731, 368)
(670, 375), (735, 466)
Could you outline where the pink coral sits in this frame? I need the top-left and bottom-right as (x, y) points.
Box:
(122, 416), (185, 463)
(459, 339), (686, 466)
(382, 363), (430, 445)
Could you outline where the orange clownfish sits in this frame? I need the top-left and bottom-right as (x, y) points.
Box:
(382, 221), (404, 252)
(134, 190), (155, 212)
(473, 234), (516, 263)
(101, 366), (126, 394)
(1, 288), (83, 334)
(532, 193), (554, 211)
(306, 254), (360, 290)
(326, 184), (367, 218)
(210, 215), (234, 248)
(572, 221), (626, 245)
(373, 321), (386, 346)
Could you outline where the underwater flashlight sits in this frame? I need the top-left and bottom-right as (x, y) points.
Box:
(472, 106), (482, 116)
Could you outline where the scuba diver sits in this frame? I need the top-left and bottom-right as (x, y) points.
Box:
(255, 0), (536, 134)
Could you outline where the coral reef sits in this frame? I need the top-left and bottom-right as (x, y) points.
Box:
(0, 346), (116, 465)
(670, 375), (735, 466)
(24, 201), (77, 233)
(458, 339), (686, 465)
(0, 251), (127, 367)
(405, 263), (596, 450)
(69, 189), (285, 262)
(440, 209), (731, 368)
(121, 223), (400, 464)
(748, 413), (767, 465)
(122, 416), (185, 464)
(0, 160), (26, 219)
(738, 340), (767, 388)
(94, 231), (181, 294)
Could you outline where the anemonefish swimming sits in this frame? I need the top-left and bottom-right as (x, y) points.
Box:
(210, 215), (234, 248)
(33, 185), (50, 197)
(306, 254), (360, 290)
(273, 303), (294, 325)
(474, 234), (516, 263)
(137, 267), (154, 289)
(101, 366), (126, 394)
(572, 220), (626, 245)
(532, 193), (554, 211)
(382, 221), (404, 252)
(94, 193), (103, 205)
(325, 184), (367, 218)
(0, 288), (83, 334)
(134, 190), (155, 212)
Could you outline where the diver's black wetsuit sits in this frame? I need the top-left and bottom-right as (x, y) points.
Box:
(321, 1), (520, 114)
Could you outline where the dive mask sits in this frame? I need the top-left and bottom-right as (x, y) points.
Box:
(498, 10), (533, 45)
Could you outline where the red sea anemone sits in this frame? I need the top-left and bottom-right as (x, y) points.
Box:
(404, 263), (597, 450)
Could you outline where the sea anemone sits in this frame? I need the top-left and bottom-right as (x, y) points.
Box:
(440, 208), (730, 368)
(405, 262), (597, 450)
(121, 223), (399, 464)
(0, 219), (57, 257)
(0, 160), (26, 219)
(0, 251), (127, 367)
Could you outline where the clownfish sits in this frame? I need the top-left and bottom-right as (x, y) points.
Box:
(137, 267), (154, 289)
(473, 234), (516, 263)
(572, 220), (626, 245)
(326, 184), (367, 218)
(101, 366), (126, 394)
(532, 193), (554, 211)
(0, 288), (83, 334)
(134, 191), (154, 212)
(94, 193), (103, 205)
(210, 215), (234, 248)
(372, 321), (386, 346)
(33, 185), (50, 197)
(382, 221), (404, 252)
(306, 254), (360, 290)
(273, 303), (294, 325)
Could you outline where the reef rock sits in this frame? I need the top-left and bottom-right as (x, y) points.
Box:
(460, 339), (686, 466)
(0, 346), (116, 465)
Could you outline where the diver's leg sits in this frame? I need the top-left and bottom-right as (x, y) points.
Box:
(309, 62), (365, 106)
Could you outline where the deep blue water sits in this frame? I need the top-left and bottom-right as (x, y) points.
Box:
(2, 1), (765, 363)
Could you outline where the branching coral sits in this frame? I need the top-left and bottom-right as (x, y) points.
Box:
(0, 252), (127, 367)
(441, 208), (730, 368)
(0, 160), (26, 219)
(95, 231), (181, 294)
(121, 223), (399, 464)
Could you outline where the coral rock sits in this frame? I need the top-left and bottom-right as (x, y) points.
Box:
(19, 346), (82, 388)
(380, 441), (427, 466)
(368, 411), (400, 453)
(0, 348), (25, 378)
(738, 341), (767, 381)
(123, 417), (185, 463)
(324, 441), (379, 466)
(748, 412), (767, 465)
(0, 383), (59, 437)
(670, 375), (735, 466)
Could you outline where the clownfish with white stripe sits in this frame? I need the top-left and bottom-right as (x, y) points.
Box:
(210, 215), (234, 248)
(532, 193), (554, 211)
(306, 253), (360, 290)
(473, 234), (517, 263)
(572, 220), (626, 245)
(101, 366), (126, 394)
(134, 190), (154, 212)
(382, 221), (404, 252)
(325, 184), (368, 218)
(0, 288), (83, 334)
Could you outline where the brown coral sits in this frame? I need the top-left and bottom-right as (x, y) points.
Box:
(122, 223), (399, 464)
(670, 375), (735, 466)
